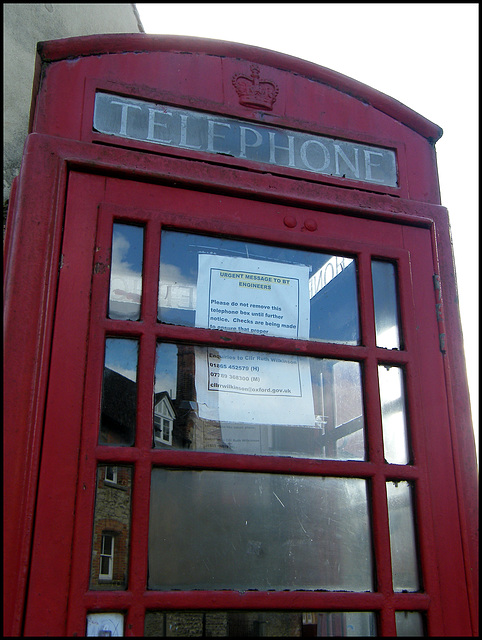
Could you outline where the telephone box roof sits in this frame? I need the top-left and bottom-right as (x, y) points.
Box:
(36, 33), (442, 143)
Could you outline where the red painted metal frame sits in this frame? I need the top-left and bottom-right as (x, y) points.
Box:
(41, 179), (409, 635)
(4, 131), (478, 637)
(4, 35), (477, 637)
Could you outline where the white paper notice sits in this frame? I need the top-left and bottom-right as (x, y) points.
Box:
(194, 255), (315, 431)
(195, 347), (314, 427)
(195, 255), (310, 339)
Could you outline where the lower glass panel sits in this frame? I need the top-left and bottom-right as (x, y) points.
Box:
(144, 610), (377, 637)
(395, 611), (425, 636)
(386, 481), (420, 592)
(86, 612), (124, 637)
(90, 465), (133, 590)
(154, 343), (365, 460)
(148, 470), (373, 591)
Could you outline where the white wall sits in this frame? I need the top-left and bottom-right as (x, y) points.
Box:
(3, 3), (143, 204)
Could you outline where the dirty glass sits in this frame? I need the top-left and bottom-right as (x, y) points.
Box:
(378, 365), (410, 464)
(158, 230), (359, 345)
(99, 338), (138, 446)
(108, 222), (144, 321)
(144, 610), (377, 637)
(395, 611), (425, 636)
(386, 481), (420, 592)
(148, 470), (373, 591)
(89, 465), (132, 590)
(371, 260), (401, 349)
(153, 342), (365, 460)
(316, 612), (377, 637)
(86, 612), (124, 637)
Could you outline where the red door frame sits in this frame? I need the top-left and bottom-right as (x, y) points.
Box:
(4, 132), (478, 636)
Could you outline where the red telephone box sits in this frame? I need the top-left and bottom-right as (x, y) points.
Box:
(4, 35), (478, 637)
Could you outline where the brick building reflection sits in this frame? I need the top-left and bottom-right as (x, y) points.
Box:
(90, 465), (132, 590)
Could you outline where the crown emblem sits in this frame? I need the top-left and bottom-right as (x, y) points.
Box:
(232, 64), (279, 110)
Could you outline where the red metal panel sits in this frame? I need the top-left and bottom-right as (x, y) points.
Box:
(7, 133), (443, 225)
(3, 138), (68, 637)
(402, 225), (472, 634)
(423, 219), (478, 634)
(22, 173), (107, 636)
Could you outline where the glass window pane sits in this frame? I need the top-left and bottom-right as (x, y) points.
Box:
(105, 466), (118, 484)
(148, 470), (373, 591)
(158, 230), (359, 345)
(371, 260), (401, 349)
(145, 610), (377, 637)
(99, 554), (112, 578)
(316, 612), (377, 637)
(86, 612), (124, 637)
(108, 222), (144, 320)
(154, 342), (365, 460)
(386, 481), (420, 592)
(100, 338), (138, 446)
(378, 365), (410, 464)
(101, 534), (113, 555)
(395, 611), (425, 636)
(90, 465), (132, 590)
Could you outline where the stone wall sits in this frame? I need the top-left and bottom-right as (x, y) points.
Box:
(144, 611), (304, 637)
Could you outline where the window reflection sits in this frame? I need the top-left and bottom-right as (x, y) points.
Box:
(144, 610), (377, 637)
(99, 338), (139, 446)
(90, 465), (132, 590)
(154, 343), (365, 460)
(378, 365), (410, 464)
(372, 260), (401, 349)
(108, 222), (144, 320)
(148, 470), (373, 592)
(158, 230), (359, 345)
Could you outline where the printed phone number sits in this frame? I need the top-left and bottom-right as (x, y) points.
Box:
(210, 372), (251, 381)
(209, 362), (249, 371)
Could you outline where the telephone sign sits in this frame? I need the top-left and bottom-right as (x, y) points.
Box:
(3, 35), (477, 637)
(94, 92), (398, 186)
